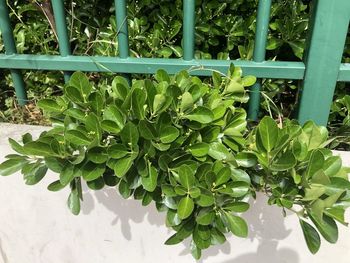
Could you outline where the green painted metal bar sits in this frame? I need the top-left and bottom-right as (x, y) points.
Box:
(338, 64), (350, 82)
(0, 54), (306, 79)
(248, 0), (272, 120)
(183, 0), (196, 60)
(51, 0), (71, 83)
(115, 0), (129, 58)
(0, 0), (27, 105)
(298, 0), (350, 126)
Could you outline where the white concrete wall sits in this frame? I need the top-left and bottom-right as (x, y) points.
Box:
(0, 123), (349, 263)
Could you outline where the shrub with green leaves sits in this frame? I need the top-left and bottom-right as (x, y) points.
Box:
(0, 67), (349, 259)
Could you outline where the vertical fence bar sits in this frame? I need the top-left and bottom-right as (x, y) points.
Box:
(183, 0), (195, 61)
(51, 0), (71, 83)
(298, 0), (350, 126)
(248, 0), (272, 121)
(115, 0), (129, 59)
(0, 0), (27, 105)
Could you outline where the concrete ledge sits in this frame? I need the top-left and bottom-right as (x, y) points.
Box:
(0, 123), (349, 263)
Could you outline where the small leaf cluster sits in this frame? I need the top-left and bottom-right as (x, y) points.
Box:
(1, 67), (350, 259)
(247, 117), (350, 254)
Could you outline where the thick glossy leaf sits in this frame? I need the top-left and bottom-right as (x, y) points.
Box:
(223, 202), (250, 212)
(38, 99), (63, 112)
(160, 126), (179, 144)
(86, 113), (102, 142)
(65, 86), (84, 103)
(196, 208), (215, 225)
(141, 165), (158, 192)
(47, 180), (65, 192)
(120, 122), (139, 146)
(215, 167), (231, 186)
(0, 158), (28, 176)
(69, 71), (92, 98)
(24, 165), (47, 185)
(67, 188), (80, 215)
(87, 177), (105, 190)
(309, 213), (338, 244)
(23, 141), (54, 156)
(82, 162), (106, 181)
(101, 120), (121, 134)
(257, 116), (279, 152)
(87, 147), (108, 164)
(184, 106), (214, 124)
(208, 142), (231, 160)
(113, 156), (134, 178)
(188, 143), (209, 157)
(178, 165), (196, 190)
(108, 144), (129, 159)
(223, 212), (248, 238)
(180, 91), (194, 112)
(65, 130), (91, 146)
(132, 88), (147, 120)
(323, 156), (342, 177)
(177, 196), (194, 219)
(103, 105), (125, 130)
(270, 151), (296, 171)
(60, 163), (75, 186)
(235, 152), (257, 168)
(300, 220), (321, 254)
(139, 120), (157, 140)
(305, 150), (324, 179)
(89, 91), (104, 113)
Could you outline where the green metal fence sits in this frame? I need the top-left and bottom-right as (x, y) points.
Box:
(0, 0), (349, 126)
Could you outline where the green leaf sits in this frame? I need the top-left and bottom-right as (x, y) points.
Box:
(300, 220), (321, 254)
(112, 76), (129, 100)
(87, 177), (105, 190)
(120, 122), (139, 147)
(65, 108), (86, 120)
(101, 120), (121, 134)
(113, 156), (134, 178)
(87, 147), (108, 164)
(0, 158), (28, 176)
(211, 228), (226, 245)
(37, 99), (63, 112)
(132, 88), (147, 120)
(215, 167), (231, 186)
(108, 144), (129, 159)
(67, 188), (80, 215)
(164, 234), (183, 245)
(47, 180), (65, 192)
(180, 92), (194, 112)
(65, 130), (91, 146)
(178, 165), (196, 190)
(257, 116), (279, 152)
(305, 150), (324, 179)
(223, 202), (250, 212)
(160, 126), (179, 144)
(223, 212), (248, 238)
(86, 112), (102, 142)
(323, 156), (342, 177)
(208, 142), (231, 160)
(309, 213), (338, 244)
(184, 106), (214, 124)
(177, 196), (194, 219)
(60, 163), (75, 186)
(270, 151), (297, 171)
(65, 86), (84, 103)
(82, 162), (105, 181)
(23, 141), (54, 156)
(235, 152), (257, 168)
(241, 76), (256, 87)
(69, 71), (92, 98)
(196, 188), (215, 207)
(23, 165), (47, 185)
(138, 120), (157, 140)
(89, 91), (104, 113)
(103, 105), (125, 130)
(155, 69), (171, 83)
(196, 208), (215, 225)
(141, 165), (158, 192)
(188, 143), (209, 157)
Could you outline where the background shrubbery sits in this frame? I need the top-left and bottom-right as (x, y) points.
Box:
(0, 0), (349, 148)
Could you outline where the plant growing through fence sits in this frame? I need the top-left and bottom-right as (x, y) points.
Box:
(0, 66), (349, 259)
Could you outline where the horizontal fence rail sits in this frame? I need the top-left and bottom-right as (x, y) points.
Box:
(0, 0), (349, 126)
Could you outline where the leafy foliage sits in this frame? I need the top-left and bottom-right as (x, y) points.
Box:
(1, 68), (349, 258)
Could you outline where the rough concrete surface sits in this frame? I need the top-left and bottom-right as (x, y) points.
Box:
(0, 123), (350, 263)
